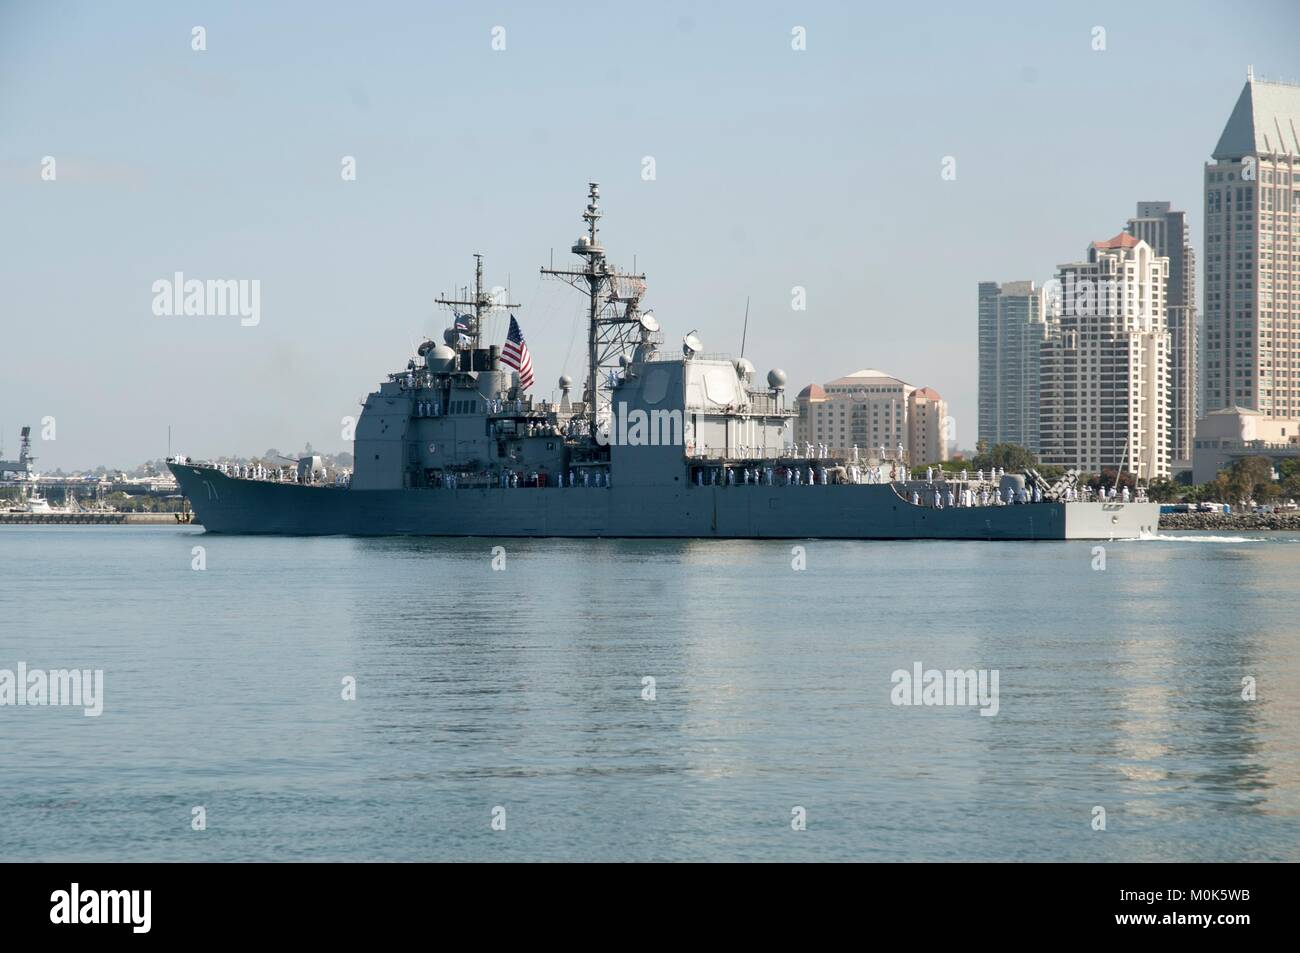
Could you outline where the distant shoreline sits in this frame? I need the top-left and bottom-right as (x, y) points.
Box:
(0, 512), (196, 526)
(1158, 512), (1300, 531)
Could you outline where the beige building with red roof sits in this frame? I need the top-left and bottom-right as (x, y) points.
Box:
(795, 370), (948, 464)
(908, 387), (949, 466)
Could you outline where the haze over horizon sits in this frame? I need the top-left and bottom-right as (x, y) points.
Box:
(3, 0), (1297, 470)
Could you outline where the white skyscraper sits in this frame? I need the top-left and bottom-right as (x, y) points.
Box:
(1040, 233), (1171, 480)
(1125, 202), (1196, 470)
(978, 280), (1052, 453)
(1202, 71), (1300, 419)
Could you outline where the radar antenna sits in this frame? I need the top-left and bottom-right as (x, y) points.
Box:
(540, 183), (647, 431)
(435, 253), (520, 350)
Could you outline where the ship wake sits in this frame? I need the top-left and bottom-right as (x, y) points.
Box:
(1138, 531), (1264, 543)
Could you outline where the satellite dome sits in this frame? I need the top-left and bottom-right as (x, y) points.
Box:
(734, 358), (755, 380)
(767, 368), (788, 389)
(559, 374), (573, 389)
(425, 344), (457, 372)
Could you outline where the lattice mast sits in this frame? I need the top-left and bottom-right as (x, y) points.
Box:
(435, 253), (519, 350)
(541, 183), (647, 431)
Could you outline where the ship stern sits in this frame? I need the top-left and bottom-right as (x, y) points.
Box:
(1062, 501), (1159, 540)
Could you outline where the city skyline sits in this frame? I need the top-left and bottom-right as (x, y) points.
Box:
(3, 2), (1298, 469)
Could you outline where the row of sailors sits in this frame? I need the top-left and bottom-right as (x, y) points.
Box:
(488, 420), (561, 439)
(692, 469), (1052, 503)
(218, 462), (290, 481)
(400, 372), (434, 391)
(907, 484), (1137, 506)
(773, 449), (1019, 492)
(693, 444), (867, 461)
(812, 443), (909, 462)
(923, 466), (1008, 484)
(798, 442), (909, 461)
(802, 443), (832, 459)
(434, 470), (613, 488)
(411, 397), (533, 417)
(693, 464), (954, 486)
(1062, 484), (1135, 503)
(691, 465), (945, 487)
(216, 462), (349, 487)
(435, 463), (1139, 502)
(562, 470), (608, 488)
(696, 466), (840, 486)
(911, 485), (1044, 508)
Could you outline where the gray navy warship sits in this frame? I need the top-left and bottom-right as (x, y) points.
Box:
(168, 184), (1159, 540)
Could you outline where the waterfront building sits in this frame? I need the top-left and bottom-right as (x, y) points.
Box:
(1039, 233), (1171, 479)
(908, 387), (949, 465)
(1192, 406), (1300, 483)
(1125, 202), (1197, 471)
(978, 280), (1052, 453)
(795, 370), (946, 462)
(1203, 70), (1300, 419)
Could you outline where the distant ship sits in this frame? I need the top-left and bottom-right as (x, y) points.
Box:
(7, 495), (56, 515)
(2, 426), (82, 515)
(168, 184), (1158, 540)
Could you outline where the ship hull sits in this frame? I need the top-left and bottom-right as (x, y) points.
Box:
(169, 463), (1158, 540)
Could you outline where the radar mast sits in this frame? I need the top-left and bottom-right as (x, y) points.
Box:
(541, 183), (647, 432)
(436, 254), (519, 350)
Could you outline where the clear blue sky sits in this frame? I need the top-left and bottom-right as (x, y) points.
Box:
(3, 0), (1297, 468)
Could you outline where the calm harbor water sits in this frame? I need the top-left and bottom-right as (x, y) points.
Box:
(1, 525), (1298, 862)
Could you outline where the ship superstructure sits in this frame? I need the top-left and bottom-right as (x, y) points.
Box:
(167, 185), (1159, 540)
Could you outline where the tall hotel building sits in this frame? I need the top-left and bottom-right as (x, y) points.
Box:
(978, 281), (1052, 452)
(1203, 71), (1300, 418)
(1039, 234), (1171, 479)
(1125, 203), (1196, 467)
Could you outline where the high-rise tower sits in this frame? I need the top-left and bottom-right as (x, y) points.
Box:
(1125, 202), (1196, 468)
(1203, 71), (1300, 418)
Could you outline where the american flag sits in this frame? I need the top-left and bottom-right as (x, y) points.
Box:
(502, 314), (534, 390)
